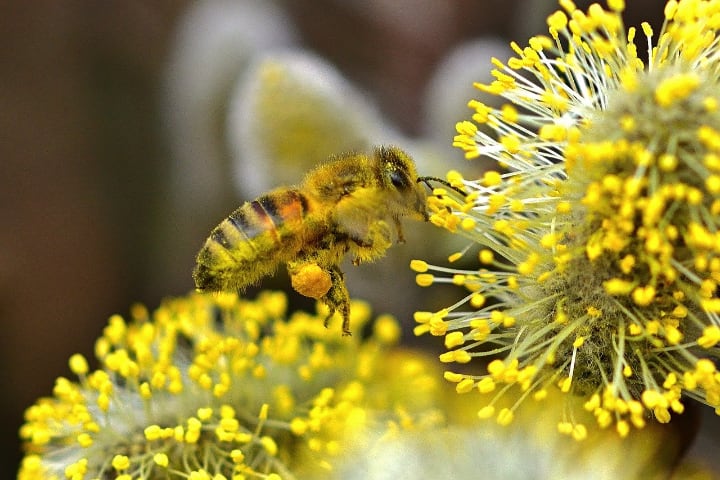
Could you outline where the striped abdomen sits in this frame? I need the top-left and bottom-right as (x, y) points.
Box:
(193, 189), (309, 291)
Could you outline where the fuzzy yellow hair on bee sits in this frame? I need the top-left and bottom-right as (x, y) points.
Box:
(193, 146), (428, 335)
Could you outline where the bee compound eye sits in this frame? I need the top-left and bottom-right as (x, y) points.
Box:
(389, 170), (409, 190)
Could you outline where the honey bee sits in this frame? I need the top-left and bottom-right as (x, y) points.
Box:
(193, 146), (429, 335)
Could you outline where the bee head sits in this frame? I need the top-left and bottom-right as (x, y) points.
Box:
(374, 146), (428, 221)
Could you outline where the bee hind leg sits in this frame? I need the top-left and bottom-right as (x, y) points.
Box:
(322, 266), (352, 336)
(394, 216), (406, 244)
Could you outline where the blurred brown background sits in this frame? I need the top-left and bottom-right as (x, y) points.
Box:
(4, 1), (709, 478)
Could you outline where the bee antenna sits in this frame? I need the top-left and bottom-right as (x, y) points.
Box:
(417, 176), (466, 196)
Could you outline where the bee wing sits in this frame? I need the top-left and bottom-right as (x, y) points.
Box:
(307, 155), (373, 200)
(334, 186), (393, 240)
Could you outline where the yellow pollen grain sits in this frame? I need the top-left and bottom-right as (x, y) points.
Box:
(447, 169), (465, 185)
(415, 274), (434, 287)
(560, 377), (572, 393)
(604, 278), (634, 295)
(500, 135), (522, 154)
(687, 188), (702, 205)
(572, 424), (588, 441)
(655, 72), (700, 107)
(533, 389), (548, 401)
(478, 405), (495, 419)
(76, 433), (93, 448)
(641, 21), (653, 37)
(261, 436), (278, 456)
(479, 249), (494, 264)
(482, 170), (502, 186)
(461, 217), (476, 230)
(698, 325), (720, 349)
(632, 285), (656, 306)
(111, 455), (130, 471)
(374, 314), (401, 345)
(471, 319), (490, 340)
(444, 371), (463, 383)
(154, 453), (169, 467)
(144, 425), (162, 441)
(539, 124), (568, 141)
(456, 378), (475, 393)
(68, 354), (89, 375)
(496, 407), (514, 426)
(501, 104), (519, 123)
(289, 418), (307, 435)
(658, 153), (678, 171)
(665, 325), (683, 345)
(548, 10), (568, 31)
(440, 351), (457, 363)
(558, 422), (573, 435)
(445, 331), (465, 349)
(456, 119), (478, 135)
(97, 393), (110, 412)
(477, 377), (496, 394)
(706, 175), (720, 194)
(541, 90), (569, 112)
(619, 255), (635, 273)
(608, 0), (624, 12)
(470, 293), (486, 308)
(448, 252), (463, 263)
(410, 259), (429, 272)
(454, 350), (472, 363)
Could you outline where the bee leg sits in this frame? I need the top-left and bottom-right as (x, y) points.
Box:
(394, 216), (406, 244)
(322, 266), (352, 336)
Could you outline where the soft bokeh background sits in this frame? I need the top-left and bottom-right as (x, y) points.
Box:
(3, 1), (716, 478)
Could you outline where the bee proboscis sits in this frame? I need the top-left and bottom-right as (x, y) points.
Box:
(193, 145), (429, 335)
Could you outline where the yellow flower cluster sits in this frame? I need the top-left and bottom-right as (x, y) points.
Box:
(414, 0), (720, 438)
(19, 291), (444, 479)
